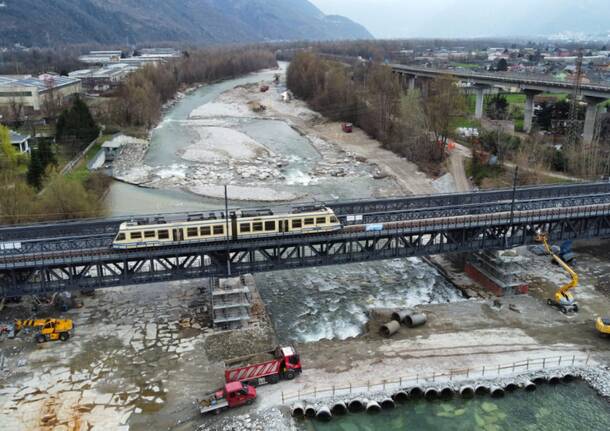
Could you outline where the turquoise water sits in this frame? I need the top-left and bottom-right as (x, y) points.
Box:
(298, 381), (610, 431)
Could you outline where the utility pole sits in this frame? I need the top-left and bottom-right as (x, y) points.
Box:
(566, 49), (583, 151)
(506, 166), (519, 248)
(224, 185), (231, 277)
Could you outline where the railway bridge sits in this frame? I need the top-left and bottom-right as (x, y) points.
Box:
(1, 181), (610, 298)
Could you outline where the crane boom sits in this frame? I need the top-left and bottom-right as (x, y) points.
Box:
(537, 234), (579, 296)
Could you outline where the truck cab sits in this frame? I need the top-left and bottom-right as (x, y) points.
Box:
(200, 382), (256, 415)
(275, 345), (302, 379)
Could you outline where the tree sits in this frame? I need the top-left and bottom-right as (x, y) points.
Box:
(0, 171), (37, 224)
(496, 58), (508, 72)
(0, 125), (18, 167)
(26, 148), (45, 190)
(38, 140), (57, 169)
(486, 94), (509, 120)
(421, 76), (466, 152)
(56, 97), (100, 153)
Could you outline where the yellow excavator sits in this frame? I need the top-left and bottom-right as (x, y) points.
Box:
(536, 233), (579, 314)
(14, 318), (73, 343)
(595, 317), (610, 338)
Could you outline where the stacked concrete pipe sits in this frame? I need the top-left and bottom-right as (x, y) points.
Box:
(291, 402), (305, 418)
(348, 398), (366, 413)
(523, 380), (537, 392)
(331, 401), (348, 415)
(380, 320), (401, 338)
(380, 397), (396, 409)
(490, 386), (505, 398)
(459, 385), (475, 398)
(366, 399), (382, 413)
(404, 313), (427, 328)
(315, 405), (332, 422)
(305, 405), (317, 418)
(392, 390), (409, 403)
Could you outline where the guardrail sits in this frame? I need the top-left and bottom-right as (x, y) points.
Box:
(281, 353), (591, 403)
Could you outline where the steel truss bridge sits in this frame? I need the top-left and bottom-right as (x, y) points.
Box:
(1, 182), (610, 298)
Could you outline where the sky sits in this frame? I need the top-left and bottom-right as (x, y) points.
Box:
(309, 0), (610, 39)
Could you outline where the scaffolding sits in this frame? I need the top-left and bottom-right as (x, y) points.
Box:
(210, 276), (252, 330)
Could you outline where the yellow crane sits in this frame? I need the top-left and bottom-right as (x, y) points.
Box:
(14, 318), (73, 343)
(536, 233), (579, 314)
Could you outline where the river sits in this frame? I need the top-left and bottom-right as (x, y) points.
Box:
(298, 381), (610, 431)
(105, 64), (464, 342)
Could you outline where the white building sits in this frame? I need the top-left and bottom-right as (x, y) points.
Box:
(0, 74), (81, 111)
(9, 130), (30, 153)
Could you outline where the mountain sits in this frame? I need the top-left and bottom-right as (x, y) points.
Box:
(0, 0), (372, 47)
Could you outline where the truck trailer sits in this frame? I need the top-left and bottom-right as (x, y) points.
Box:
(224, 345), (302, 386)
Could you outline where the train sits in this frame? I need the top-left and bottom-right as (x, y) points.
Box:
(112, 206), (341, 249)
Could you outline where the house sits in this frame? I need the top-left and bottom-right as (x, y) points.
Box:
(9, 130), (30, 153)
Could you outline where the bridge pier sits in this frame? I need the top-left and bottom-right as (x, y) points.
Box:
(408, 76), (416, 91)
(583, 96), (607, 145)
(474, 85), (488, 119)
(523, 90), (542, 133)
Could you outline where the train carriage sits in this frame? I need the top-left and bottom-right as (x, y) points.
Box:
(112, 206), (341, 249)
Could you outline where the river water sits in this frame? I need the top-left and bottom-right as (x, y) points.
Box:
(105, 64), (463, 342)
(298, 381), (610, 431)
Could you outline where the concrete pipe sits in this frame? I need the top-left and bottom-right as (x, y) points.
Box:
(315, 406), (332, 422)
(391, 391), (409, 403)
(380, 320), (401, 338)
(404, 313), (427, 328)
(380, 398), (396, 409)
(331, 401), (348, 415)
(504, 382), (519, 392)
(490, 386), (505, 398)
(409, 386), (424, 399)
(424, 387), (439, 400)
(305, 405), (317, 418)
(562, 374), (576, 383)
(348, 398), (366, 413)
(523, 380), (536, 392)
(459, 385), (475, 399)
(440, 387), (454, 399)
(291, 402), (305, 418)
(366, 400), (382, 414)
(532, 376), (547, 384)
(549, 375), (562, 385)
(474, 385), (489, 395)
(392, 310), (410, 323)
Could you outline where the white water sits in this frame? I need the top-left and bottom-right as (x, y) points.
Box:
(256, 257), (464, 343)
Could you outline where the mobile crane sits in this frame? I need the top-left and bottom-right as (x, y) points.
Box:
(536, 233), (579, 314)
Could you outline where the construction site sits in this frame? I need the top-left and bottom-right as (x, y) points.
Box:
(2, 60), (610, 431)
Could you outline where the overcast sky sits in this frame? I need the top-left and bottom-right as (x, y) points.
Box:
(309, 0), (610, 39)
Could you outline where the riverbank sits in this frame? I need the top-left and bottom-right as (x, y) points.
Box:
(110, 63), (454, 203)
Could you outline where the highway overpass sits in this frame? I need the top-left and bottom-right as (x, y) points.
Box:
(391, 64), (610, 143)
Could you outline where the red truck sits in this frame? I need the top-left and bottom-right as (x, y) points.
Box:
(199, 382), (256, 415)
(224, 345), (302, 386)
(341, 122), (353, 133)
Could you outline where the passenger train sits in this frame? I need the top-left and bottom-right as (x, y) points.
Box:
(112, 206), (341, 249)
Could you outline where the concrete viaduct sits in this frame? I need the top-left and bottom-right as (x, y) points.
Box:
(391, 64), (610, 144)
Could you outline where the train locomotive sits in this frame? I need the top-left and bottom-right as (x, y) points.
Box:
(112, 205), (341, 249)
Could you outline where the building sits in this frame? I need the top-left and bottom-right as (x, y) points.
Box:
(9, 130), (30, 153)
(69, 63), (138, 93)
(0, 74), (81, 111)
(78, 48), (181, 67)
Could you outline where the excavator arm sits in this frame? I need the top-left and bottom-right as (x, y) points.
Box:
(536, 233), (579, 299)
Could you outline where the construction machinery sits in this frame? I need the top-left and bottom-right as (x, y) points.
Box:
(198, 382), (256, 415)
(595, 317), (610, 338)
(14, 318), (73, 343)
(536, 233), (579, 313)
(224, 345), (302, 386)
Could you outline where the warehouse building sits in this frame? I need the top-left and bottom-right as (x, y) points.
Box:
(0, 74), (81, 111)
